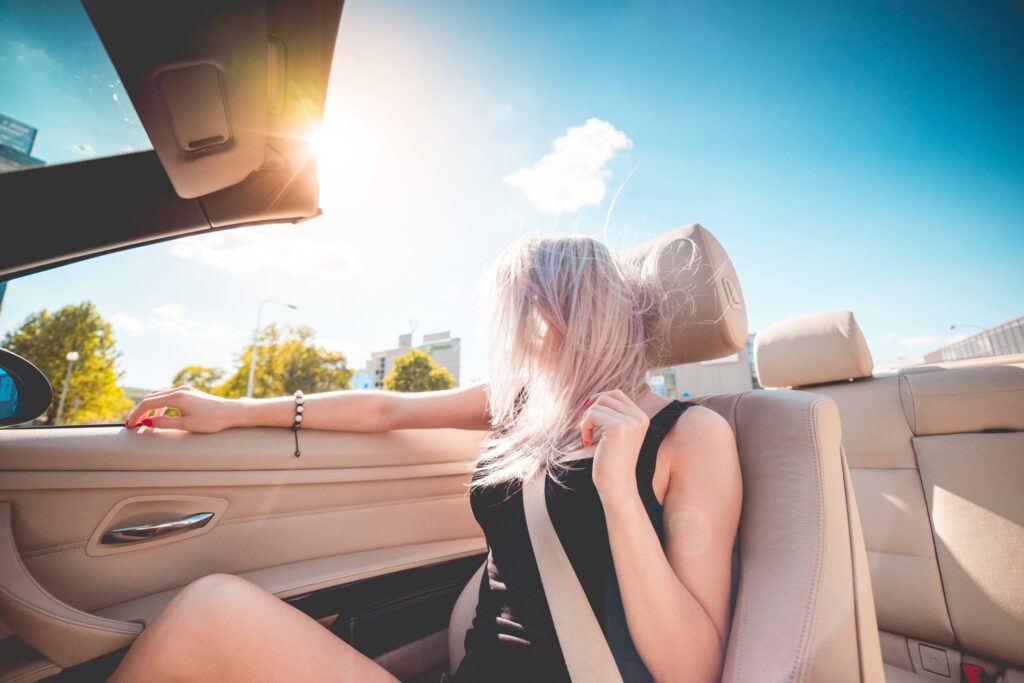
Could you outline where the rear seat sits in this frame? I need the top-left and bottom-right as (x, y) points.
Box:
(754, 311), (1024, 683)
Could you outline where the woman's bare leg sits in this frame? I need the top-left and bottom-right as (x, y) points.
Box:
(109, 573), (400, 683)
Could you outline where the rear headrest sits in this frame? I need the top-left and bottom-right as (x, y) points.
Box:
(899, 365), (1024, 435)
(621, 223), (748, 367)
(755, 310), (874, 388)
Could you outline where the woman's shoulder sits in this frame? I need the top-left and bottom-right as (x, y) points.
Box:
(661, 403), (741, 490)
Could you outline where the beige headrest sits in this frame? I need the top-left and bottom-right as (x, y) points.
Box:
(899, 365), (1024, 436)
(621, 223), (748, 368)
(755, 310), (874, 388)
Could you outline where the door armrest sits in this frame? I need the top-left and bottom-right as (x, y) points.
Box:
(0, 502), (142, 668)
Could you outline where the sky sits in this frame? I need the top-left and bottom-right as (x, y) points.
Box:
(1, 0), (1022, 390)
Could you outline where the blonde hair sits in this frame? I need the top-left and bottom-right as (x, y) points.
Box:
(470, 233), (691, 493)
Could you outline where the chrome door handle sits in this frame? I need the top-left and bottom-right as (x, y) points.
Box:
(101, 512), (214, 545)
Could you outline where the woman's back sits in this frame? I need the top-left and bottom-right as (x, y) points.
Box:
(452, 399), (696, 683)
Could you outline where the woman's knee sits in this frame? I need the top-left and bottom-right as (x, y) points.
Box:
(176, 573), (256, 604)
(134, 574), (265, 676)
(151, 574), (258, 641)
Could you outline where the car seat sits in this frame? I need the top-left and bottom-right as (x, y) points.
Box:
(447, 223), (886, 682)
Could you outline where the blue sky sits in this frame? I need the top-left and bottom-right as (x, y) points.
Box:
(1, 0), (1022, 390)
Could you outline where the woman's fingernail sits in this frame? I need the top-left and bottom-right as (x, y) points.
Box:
(124, 420), (130, 427)
(141, 418), (154, 427)
(583, 396), (593, 407)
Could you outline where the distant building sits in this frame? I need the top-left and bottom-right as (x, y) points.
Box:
(349, 371), (375, 390)
(746, 333), (761, 389)
(648, 335), (756, 399)
(364, 330), (462, 389)
(0, 113), (44, 173)
(924, 316), (1024, 363)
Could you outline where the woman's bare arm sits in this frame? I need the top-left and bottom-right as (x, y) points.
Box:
(377, 380), (493, 431)
(124, 381), (493, 434)
(600, 406), (741, 683)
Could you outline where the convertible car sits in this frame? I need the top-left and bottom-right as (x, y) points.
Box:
(0, 1), (1021, 682)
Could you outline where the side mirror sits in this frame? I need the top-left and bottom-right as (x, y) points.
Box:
(0, 349), (53, 427)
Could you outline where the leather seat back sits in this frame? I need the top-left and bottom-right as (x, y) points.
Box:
(698, 390), (883, 682)
(756, 310), (1024, 679)
(449, 227), (885, 682)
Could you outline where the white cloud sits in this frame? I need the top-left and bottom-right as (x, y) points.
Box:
(168, 226), (362, 281)
(898, 335), (939, 347)
(111, 305), (246, 340)
(504, 118), (633, 213)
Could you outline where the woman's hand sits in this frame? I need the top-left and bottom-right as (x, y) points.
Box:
(124, 385), (244, 433)
(580, 389), (651, 502)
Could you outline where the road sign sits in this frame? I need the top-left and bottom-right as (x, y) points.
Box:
(0, 114), (38, 155)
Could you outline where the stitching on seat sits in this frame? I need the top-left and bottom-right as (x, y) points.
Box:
(20, 541), (87, 558)
(8, 660), (61, 683)
(794, 397), (827, 683)
(0, 585), (141, 635)
(839, 446), (866, 682)
(731, 390), (752, 683)
(899, 376), (917, 434)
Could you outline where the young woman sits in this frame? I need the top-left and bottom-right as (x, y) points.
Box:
(111, 235), (742, 683)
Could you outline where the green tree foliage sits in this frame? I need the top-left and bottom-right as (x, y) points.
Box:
(1, 302), (132, 424)
(174, 324), (353, 398)
(383, 349), (456, 392)
(171, 366), (225, 393)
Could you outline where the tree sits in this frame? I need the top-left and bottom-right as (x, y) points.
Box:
(172, 366), (225, 393)
(384, 349), (456, 392)
(173, 324), (353, 398)
(1, 302), (133, 424)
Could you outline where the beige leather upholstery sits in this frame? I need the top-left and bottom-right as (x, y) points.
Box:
(621, 223), (749, 367)
(882, 663), (931, 683)
(755, 310), (874, 389)
(450, 230), (884, 682)
(0, 504), (141, 668)
(915, 433), (1024, 665)
(757, 310), (1024, 681)
(899, 366), (1024, 435)
(701, 391), (883, 683)
(820, 380), (954, 646)
(0, 426), (489, 679)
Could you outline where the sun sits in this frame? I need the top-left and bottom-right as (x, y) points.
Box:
(304, 125), (322, 156)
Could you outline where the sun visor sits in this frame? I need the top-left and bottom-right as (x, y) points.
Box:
(84, 0), (271, 199)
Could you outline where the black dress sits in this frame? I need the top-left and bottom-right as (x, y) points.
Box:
(450, 399), (696, 683)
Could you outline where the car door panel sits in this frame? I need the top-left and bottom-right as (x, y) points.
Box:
(0, 425), (487, 678)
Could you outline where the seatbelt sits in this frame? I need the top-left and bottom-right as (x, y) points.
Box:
(522, 470), (625, 683)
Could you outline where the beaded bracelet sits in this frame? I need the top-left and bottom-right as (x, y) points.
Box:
(291, 390), (304, 457)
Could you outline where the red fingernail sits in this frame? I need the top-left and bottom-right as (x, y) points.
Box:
(583, 396), (593, 407)
(125, 420), (130, 427)
(141, 418), (153, 427)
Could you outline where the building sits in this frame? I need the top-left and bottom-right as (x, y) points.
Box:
(648, 333), (756, 399)
(924, 316), (1024, 363)
(349, 371), (375, 390)
(364, 330), (462, 389)
(0, 113), (45, 173)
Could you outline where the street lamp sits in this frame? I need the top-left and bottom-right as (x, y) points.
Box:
(246, 299), (298, 398)
(55, 351), (79, 425)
